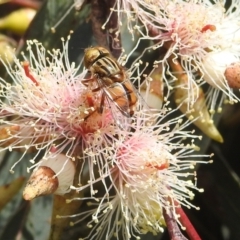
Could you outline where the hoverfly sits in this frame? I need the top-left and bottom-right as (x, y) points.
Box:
(83, 46), (138, 118)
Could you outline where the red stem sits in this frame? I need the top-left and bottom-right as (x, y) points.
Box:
(22, 61), (39, 86)
(163, 208), (188, 240)
(175, 205), (201, 240)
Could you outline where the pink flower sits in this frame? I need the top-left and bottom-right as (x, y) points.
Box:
(160, 0), (240, 110)
(119, 0), (240, 111)
(0, 37), (124, 174)
(68, 108), (209, 239)
(69, 0), (240, 113)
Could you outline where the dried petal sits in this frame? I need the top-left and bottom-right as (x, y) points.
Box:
(0, 177), (25, 211)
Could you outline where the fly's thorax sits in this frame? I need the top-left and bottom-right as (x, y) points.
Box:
(84, 46), (111, 69)
(93, 56), (122, 78)
(100, 70), (126, 87)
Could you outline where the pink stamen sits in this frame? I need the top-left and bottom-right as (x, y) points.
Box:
(146, 161), (169, 170)
(201, 24), (216, 33)
(50, 146), (58, 153)
(22, 61), (39, 86)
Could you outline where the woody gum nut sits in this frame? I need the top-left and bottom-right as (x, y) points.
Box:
(23, 166), (59, 200)
(224, 62), (240, 89)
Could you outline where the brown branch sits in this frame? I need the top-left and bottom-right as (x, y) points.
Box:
(90, 0), (108, 48)
(7, 0), (41, 10)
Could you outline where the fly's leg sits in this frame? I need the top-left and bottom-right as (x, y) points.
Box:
(99, 93), (105, 114)
(82, 74), (101, 92)
(82, 78), (93, 87)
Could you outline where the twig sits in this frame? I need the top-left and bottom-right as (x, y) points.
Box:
(163, 208), (188, 240)
(104, 0), (122, 58)
(175, 205), (201, 240)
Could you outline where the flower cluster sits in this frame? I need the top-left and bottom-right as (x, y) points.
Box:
(0, 36), (209, 239)
(0, 37), (122, 173)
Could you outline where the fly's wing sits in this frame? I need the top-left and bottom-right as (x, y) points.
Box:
(93, 74), (130, 127)
(103, 79), (151, 116)
(104, 82), (131, 117)
(100, 82), (133, 129)
(96, 74), (150, 127)
(94, 75), (129, 116)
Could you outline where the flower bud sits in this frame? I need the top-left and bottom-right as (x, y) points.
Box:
(175, 83), (223, 143)
(23, 154), (75, 200)
(0, 34), (16, 63)
(140, 64), (164, 110)
(0, 125), (20, 148)
(0, 8), (36, 35)
(202, 51), (239, 89)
